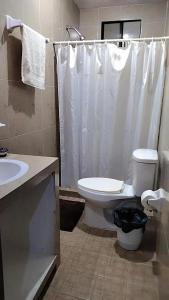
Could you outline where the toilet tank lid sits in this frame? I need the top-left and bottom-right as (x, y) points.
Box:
(132, 149), (158, 163)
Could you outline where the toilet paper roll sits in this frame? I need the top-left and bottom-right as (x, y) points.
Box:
(141, 190), (157, 210)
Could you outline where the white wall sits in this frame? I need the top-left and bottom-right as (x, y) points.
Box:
(80, 1), (167, 39)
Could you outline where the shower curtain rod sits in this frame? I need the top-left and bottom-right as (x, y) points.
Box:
(53, 36), (169, 45)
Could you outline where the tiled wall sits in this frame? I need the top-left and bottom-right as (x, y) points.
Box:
(0, 0), (80, 157)
(80, 2), (167, 40)
(156, 151), (169, 300)
(157, 2), (169, 299)
(159, 1), (169, 153)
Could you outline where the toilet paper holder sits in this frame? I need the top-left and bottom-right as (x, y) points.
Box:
(141, 189), (166, 212)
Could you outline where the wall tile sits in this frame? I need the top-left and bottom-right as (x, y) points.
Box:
(46, 46), (55, 87)
(139, 2), (166, 23)
(61, 0), (80, 32)
(40, 0), (54, 39)
(158, 262), (169, 300)
(99, 6), (121, 22)
(80, 8), (99, 27)
(6, 35), (22, 81)
(0, 80), (11, 140)
(41, 86), (56, 128)
(0, 16), (9, 80)
(53, 27), (64, 42)
(0, 130), (44, 156)
(164, 6), (169, 35)
(141, 21), (165, 38)
(80, 26), (99, 40)
(156, 152), (169, 300)
(0, 0), (80, 157)
(7, 81), (42, 136)
(80, 2), (167, 40)
(160, 202), (169, 248)
(5, 130), (44, 156)
(42, 126), (57, 157)
(120, 2), (166, 22)
(22, 0), (40, 31)
(120, 4), (144, 20)
(159, 9), (169, 153)
(53, 0), (62, 30)
(157, 219), (169, 300)
(0, 0), (23, 19)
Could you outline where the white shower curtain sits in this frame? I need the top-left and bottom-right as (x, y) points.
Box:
(57, 41), (166, 187)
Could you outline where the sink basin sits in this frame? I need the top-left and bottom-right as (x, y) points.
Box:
(0, 159), (29, 186)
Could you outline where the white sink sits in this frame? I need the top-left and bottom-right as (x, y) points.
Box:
(0, 159), (29, 186)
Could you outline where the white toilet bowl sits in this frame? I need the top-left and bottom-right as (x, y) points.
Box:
(77, 149), (158, 231)
(78, 178), (135, 230)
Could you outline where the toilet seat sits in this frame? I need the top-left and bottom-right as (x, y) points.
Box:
(78, 178), (135, 208)
(78, 178), (124, 194)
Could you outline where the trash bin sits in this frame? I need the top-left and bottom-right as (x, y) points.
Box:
(114, 207), (148, 251)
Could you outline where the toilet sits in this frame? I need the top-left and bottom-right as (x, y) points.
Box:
(77, 149), (158, 230)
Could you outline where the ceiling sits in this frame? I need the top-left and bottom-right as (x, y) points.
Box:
(74, 0), (166, 9)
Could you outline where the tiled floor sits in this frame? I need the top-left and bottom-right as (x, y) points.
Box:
(43, 218), (158, 300)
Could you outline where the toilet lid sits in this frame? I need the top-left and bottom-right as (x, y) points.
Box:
(78, 178), (124, 194)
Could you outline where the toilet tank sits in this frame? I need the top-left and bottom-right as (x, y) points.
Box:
(132, 149), (158, 197)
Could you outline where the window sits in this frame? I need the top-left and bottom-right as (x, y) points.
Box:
(101, 20), (141, 40)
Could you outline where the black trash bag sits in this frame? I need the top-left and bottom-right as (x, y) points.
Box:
(114, 208), (148, 233)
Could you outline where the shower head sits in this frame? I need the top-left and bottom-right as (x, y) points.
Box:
(66, 26), (85, 41)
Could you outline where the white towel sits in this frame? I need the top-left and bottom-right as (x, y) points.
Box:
(21, 24), (46, 90)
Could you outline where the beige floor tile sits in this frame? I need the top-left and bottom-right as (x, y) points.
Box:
(126, 262), (158, 288)
(64, 249), (99, 275)
(125, 281), (158, 300)
(95, 255), (128, 280)
(44, 290), (82, 300)
(60, 244), (82, 261)
(53, 270), (94, 299)
(90, 275), (126, 300)
(78, 234), (116, 257)
(54, 294), (82, 300)
(43, 219), (158, 300)
(60, 229), (88, 249)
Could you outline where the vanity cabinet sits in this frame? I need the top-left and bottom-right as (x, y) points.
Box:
(0, 155), (60, 300)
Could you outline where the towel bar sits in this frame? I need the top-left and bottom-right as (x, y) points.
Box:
(6, 15), (50, 43)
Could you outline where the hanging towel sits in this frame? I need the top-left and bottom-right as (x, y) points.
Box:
(21, 24), (46, 90)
